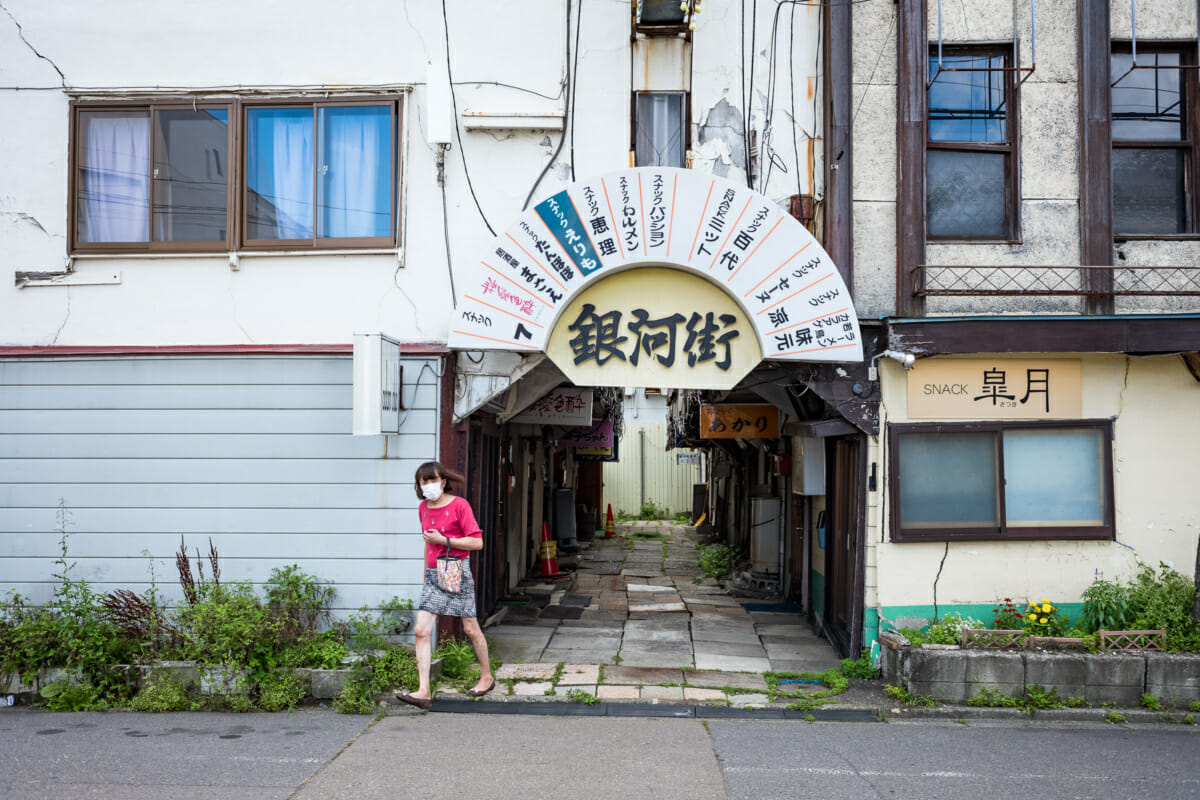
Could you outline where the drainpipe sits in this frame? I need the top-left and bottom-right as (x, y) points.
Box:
(639, 427), (646, 509)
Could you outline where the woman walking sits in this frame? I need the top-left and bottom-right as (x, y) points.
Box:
(396, 461), (495, 709)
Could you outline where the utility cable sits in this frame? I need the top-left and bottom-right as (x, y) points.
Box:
(522, 0), (572, 210)
(441, 0), (495, 236)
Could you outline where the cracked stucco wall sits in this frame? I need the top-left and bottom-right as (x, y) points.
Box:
(0, 0), (613, 347)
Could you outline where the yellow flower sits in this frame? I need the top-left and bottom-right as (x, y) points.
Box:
(1041, 598), (1051, 604)
(1040, 617), (1048, 624)
(1042, 603), (1052, 613)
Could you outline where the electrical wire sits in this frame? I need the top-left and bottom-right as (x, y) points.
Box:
(441, 0), (495, 236)
(745, 0), (758, 189)
(789, 1), (802, 199)
(440, 155), (458, 307)
(521, 0), (572, 210)
(569, 0), (583, 181)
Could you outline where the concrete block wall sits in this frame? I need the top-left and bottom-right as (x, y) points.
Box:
(884, 642), (1199, 707)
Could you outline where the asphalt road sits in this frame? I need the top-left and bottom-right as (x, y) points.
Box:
(3, 707), (1198, 799)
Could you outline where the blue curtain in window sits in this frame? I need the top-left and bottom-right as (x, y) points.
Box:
(246, 108), (314, 240)
(318, 106), (391, 239)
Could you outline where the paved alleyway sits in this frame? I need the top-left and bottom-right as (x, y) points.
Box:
(477, 523), (840, 703)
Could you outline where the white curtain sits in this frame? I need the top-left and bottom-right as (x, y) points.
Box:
(318, 107), (389, 238)
(268, 111), (314, 239)
(78, 112), (149, 242)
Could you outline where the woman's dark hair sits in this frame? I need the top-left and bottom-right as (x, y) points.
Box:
(414, 461), (466, 500)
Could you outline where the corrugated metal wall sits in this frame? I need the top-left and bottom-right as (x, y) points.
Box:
(0, 354), (439, 613)
(602, 422), (702, 518)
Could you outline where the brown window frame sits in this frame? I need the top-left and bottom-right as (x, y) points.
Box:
(1110, 42), (1200, 238)
(239, 97), (402, 251)
(70, 100), (236, 254)
(925, 43), (1020, 242)
(631, 90), (691, 168)
(68, 95), (403, 255)
(888, 419), (1115, 543)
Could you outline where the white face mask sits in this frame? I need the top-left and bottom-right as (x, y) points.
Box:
(421, 481), (444, 502)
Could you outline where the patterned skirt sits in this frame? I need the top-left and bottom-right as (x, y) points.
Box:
(418, 564), (478, 617)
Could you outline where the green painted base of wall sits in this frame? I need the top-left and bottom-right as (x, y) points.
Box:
(861, 602), (1086, 650)
(810, 571), (825, 618)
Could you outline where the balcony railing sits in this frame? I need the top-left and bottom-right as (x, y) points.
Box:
(914, 265), (1200, 296)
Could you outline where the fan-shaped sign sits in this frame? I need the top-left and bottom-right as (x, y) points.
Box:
(448, 167), (861, 388)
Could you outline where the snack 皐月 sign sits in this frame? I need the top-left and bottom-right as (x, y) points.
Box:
(906, 359), (1082, 419)
(509, 388), (594, 426)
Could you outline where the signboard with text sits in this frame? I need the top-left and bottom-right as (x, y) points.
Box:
(906, 359), (1082, 419)
(448, 167), (863, 388)
(509, 388), (594, 426)
(557, 419), (614, 449)
(699, 404), (780, 439)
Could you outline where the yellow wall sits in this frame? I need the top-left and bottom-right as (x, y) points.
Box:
(868, 354), (1200, 611)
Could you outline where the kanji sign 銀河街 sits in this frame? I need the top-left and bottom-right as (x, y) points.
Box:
(448, 167), (862, 389)
(699, 404), (780, 439)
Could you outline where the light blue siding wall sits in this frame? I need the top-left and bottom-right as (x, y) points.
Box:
(0, 354), (439, 614)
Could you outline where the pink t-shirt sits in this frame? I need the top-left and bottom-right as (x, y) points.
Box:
(419, 495), (483, 569)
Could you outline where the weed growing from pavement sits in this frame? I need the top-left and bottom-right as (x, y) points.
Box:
(884, 684), (939, 707)
(1105, 711), (1127, 724)
(1141, 693), (1164, 711)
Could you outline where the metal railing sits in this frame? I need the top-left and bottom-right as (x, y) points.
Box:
(914, 264), (1200, 297)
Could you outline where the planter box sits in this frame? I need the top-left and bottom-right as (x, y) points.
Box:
(883, 644), (1199, 706)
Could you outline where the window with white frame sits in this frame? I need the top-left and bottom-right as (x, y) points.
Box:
(633, 91), (687, 168)
(889, 420), (1114, 542)
(71, 97), (402, 252)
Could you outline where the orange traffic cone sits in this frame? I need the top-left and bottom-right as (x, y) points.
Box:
(538, 520), (568, 579)
(604, 504), (616, 538)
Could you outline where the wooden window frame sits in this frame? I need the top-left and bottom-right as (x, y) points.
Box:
(69, 100), (236, 254)
(925, 43), (1020, 243)
(1110, 41), (1200, 239)
(631, 90), (691, 168)
(239, 97), (401, 251)
(888, 419), (1115, 543)
(69, 95), (403, 255)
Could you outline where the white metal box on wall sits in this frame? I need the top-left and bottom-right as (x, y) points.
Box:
(791, 435), (826, 495)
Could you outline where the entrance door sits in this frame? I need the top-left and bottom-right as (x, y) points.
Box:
(467, 420), (503, 618)
(825, 436), (862, 657)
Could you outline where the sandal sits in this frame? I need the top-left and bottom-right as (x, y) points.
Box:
(395, 692), (432, 710)
(467, 678), (496, 698)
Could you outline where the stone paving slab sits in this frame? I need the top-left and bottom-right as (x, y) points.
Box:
(618, 648), (695, 668)
(768, 657), (842, 673)
(641, 685), (685, 700)
(602, 666), (685, 685)
(684, 687), (729, 702)
(625, 583), (678, 593)
(690, 628), (762, 646)
(628, 602), (688, 613)
(694, 654), (771, 673)
(557, 664), (601, 685)
(512, 681), (554, 696)
(596, 684), (640, 700)
(693, 640), (769, 659)
(763, 641), (836, 658)
(541, 648), (619, 664)
(729, 692), (771, 707)
(756, 623), (814, 637)
(495, 663), (558, 681)
(545, 635), (622, 653)
(684, 670), (769, 691)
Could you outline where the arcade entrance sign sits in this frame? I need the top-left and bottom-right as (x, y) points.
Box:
(448, 167), (862, 390)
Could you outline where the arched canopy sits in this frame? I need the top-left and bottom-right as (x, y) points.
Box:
(448, 167), (861, 389)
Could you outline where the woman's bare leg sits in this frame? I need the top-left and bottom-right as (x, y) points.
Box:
(461, 616), (493, 692)
(411, 610), (436, 698)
